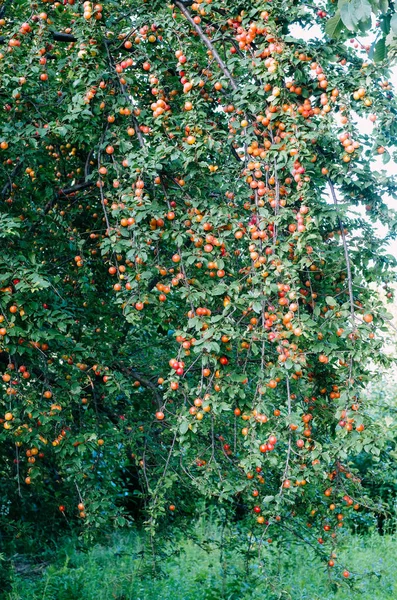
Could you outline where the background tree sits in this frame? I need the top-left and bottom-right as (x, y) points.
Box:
(0, 0), (397, 584)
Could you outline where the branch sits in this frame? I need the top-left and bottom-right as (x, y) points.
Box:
(51, 31), (77, 43)
(278, 521), (329, 561)
(3, 31), (78, 44)
(43, 180), (95, 214)
(0, 0), (12, 19)
(57, 181), (95, 196)
(279, 376), (292, 493)
(84, 149), (94, 180)
(328, 180), (356, 329)
(1, 160), (23, 197)
(103, 41), (146, 150)
(174, 0), (238, 92)
(230, 144), (243, 163)
(120, 366), (163, 409)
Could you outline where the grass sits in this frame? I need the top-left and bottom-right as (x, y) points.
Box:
(5, 523), (397, 600)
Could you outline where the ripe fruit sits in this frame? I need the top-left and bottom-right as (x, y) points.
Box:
(343, 570), (350, 578)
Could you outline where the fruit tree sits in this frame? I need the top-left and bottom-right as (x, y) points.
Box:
(0, 0), (397, 583)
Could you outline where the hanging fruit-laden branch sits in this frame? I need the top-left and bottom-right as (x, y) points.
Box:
(174, 0), (238, 92)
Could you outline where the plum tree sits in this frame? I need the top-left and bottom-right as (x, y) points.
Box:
(0, 0), (396, 583)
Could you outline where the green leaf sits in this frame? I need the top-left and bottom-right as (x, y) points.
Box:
(262, 495), (275, 504)
(325, 10), (345, 38)
(339, 0), (372, 30)
(325, 296), (337, 306)
(357, 16), (372, 32)
(230, 373), (249, 382)
(339, 1), (357, 30)
(179, 421), (189, 435)
(371, 37), (387, 61)
(212, 284), (227, 295)
(354, 0), (372, 20)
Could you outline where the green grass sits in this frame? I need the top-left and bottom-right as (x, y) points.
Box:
(6, 525), (397, 600)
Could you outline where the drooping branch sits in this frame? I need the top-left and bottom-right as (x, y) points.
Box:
(328, 180), (356, 329)
(279, 376), (292, 494)
(103, 41), (146, 150)
(174, 0), (238, 92)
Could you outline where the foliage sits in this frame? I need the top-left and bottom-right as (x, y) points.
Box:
(0, 0), (397, 584)
(325, 0), (397, 63)
(351, 367), (397, 531)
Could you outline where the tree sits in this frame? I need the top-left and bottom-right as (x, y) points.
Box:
(0, 0), (396, 583)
